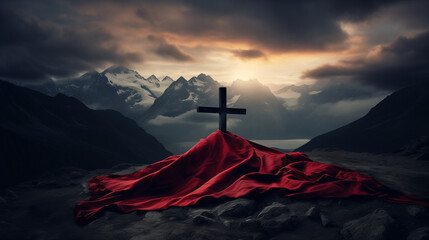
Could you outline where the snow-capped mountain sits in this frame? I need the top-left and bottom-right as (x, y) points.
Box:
(102, 66), (158, 107)
(139, 76), (292, 146)
(141, 73), (221, 122)
(57, 68), (298, 145)
(161, 76), (174, 89)
(57, 66), (173, 120)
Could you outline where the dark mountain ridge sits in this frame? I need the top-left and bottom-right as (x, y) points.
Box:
(0, 80), (171, 188)
(297, 82), (429, 154)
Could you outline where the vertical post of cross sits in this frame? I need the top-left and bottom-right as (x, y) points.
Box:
(219, 87), (227, 132)
(197, 87), (246, 132)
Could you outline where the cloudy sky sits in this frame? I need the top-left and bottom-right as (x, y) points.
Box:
(1, 0), (429, 89)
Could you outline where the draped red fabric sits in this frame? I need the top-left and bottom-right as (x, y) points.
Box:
(75, 130), (429, 224)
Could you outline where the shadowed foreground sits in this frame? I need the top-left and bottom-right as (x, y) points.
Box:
(1, 149), (429, 240)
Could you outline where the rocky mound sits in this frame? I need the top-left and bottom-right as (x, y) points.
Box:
(1, 159), (428, 240)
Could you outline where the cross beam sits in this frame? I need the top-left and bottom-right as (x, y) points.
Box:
(197, 87), (246, 132)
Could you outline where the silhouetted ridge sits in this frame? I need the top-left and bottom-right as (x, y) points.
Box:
(0, 80), (171, 188)
(297, 82), (429, 153)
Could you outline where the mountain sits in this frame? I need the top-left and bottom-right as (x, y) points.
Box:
(0, 80), (171, 188)
(140, 77), (291, 149)
(7, 78), (59, 96)
(141, 73), (221, 122)
(228, 79), (289, 138)
(57, 66), (172, 120)
(160, 76), (174, 90)
(296, 82), (429, 153)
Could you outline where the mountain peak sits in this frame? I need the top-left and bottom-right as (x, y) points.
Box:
(197, 73), (207, 78)
(81, 70), (101, 78)
(146, 74), (160, 84)
(162, 76), (173, 82)
(177, 76), (187, 82)
(103, 66), (132, 74)
(196, 73), (214, 82)
(188, 73), (216, 88)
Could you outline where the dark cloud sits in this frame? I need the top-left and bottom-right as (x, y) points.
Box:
(232, 49), (266, 60)
(304, 31), (429, 90)
(63, 0), (428, 54)
(301, 80), (383, 103)
(303, 65), (358, 80)
(273, 79), (390, 138)
(1, 0), (428, 83)
(140, 0), (401, 52)
(135, 8), (155, 25)
(385, 0), (429, 29)
(0, 6), (141, 82)
(147, 35), (194, 62)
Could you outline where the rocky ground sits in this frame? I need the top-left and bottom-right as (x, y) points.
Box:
(1, 151), (429, 240)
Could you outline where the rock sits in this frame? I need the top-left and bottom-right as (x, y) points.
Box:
(130, 223), (190, 240)
(408, 227), (429, 240)
(223, 220), (233, 229)
(259, 213), (298, 235)
(144, 211), (163, 222)
(192, 215), (216, 225)
(257, 203), (298, 235)
(215, 198), (255, 218)
(201, 211), (215, 219)
(161, 207), (188, 221)
(261, 194), (292, 206)
(239, 218), (261, 231)
(80, 182), (90, 195)
(318, 199), (333, 206)
(305, 206), (320, 219)
(319, 212), (331, 227)
(257, 202), (290, 219)
(407, 205), (427, 218)
(341, 209), (400, 240)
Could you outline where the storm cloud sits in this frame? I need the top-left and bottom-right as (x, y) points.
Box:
(0, 6), (141, 82)
(232, 49), (266, 60)
(1, 0), (428, 85)
(136, 0), (399, 52)
(304, 31), (429, 90)
(147, 35), (194, 62)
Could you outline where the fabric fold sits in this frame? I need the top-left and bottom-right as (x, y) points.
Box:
(75, 130), (429, 224)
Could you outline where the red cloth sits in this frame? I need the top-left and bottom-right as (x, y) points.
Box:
(75, 130), (429, 224)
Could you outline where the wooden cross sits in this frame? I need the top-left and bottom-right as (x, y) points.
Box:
(197, 87), (246, 132)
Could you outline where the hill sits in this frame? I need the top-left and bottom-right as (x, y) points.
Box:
(297, 82), (429, 154)
(0, 80), (171, 188)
